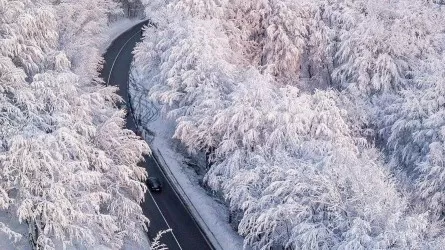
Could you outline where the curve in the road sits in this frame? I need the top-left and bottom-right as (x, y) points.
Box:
(100, 20), (214, 250)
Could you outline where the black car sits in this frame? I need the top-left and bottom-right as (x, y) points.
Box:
(147, 177), (162, 192)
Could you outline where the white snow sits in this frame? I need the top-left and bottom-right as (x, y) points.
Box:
(63, 226), (149, 250)
(0, 209), (148, 250)
(122, 227), (151, 250)
(0, 211), (31, 250)
(129, 69), (245, 250)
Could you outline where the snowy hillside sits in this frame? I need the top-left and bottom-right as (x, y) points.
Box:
(131, 0), (445, 249)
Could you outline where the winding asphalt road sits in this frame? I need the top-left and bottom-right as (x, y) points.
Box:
(100, 21), (213, 250)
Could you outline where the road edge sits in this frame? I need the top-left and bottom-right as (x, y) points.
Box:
(101, 19), (153, 250)
(123, 31), (222, 249)
(149, 147), (224, 250)
(123, 20), (226, 250)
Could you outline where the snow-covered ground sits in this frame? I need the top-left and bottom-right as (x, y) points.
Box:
(122, 229), (150, 250)
(129, 67), (245, 250)
(0, 211), (31, 250)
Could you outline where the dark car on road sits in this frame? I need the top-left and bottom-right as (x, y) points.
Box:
(147, 177), (162, 192)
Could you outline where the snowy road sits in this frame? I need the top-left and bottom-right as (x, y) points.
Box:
(100, 20), (213, 250)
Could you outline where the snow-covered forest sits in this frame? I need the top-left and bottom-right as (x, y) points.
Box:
(131, 0), (445, 249)
(0, 0), (149, 249)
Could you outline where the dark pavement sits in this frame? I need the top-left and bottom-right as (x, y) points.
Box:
(100, 20), (213, 250)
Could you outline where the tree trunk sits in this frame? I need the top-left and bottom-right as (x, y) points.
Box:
(27, 220), (39, 250)
(205, 146), (216, 170)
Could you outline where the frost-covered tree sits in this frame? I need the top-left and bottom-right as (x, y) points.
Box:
(379, 56), (445, 218)
(225, 0), (323, 84)
(133, 17), (239, 153)
(323, 1), (445, 220)
(54, 0), (121, 81)
(332, 0), (445, 95)
(213, 148), (439, 249)
(0, 0), (149, 248)
(171, 0), (224, 19)
(133, 0), (445, 248)
(202, 85), (441, 249)
(115, 0), (145, 18)
(329, 0), (445, 218)
(146, 0), (332, 87)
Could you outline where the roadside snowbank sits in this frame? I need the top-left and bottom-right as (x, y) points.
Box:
(129, 66), (245, 250)
(0, 212), (31, 250)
